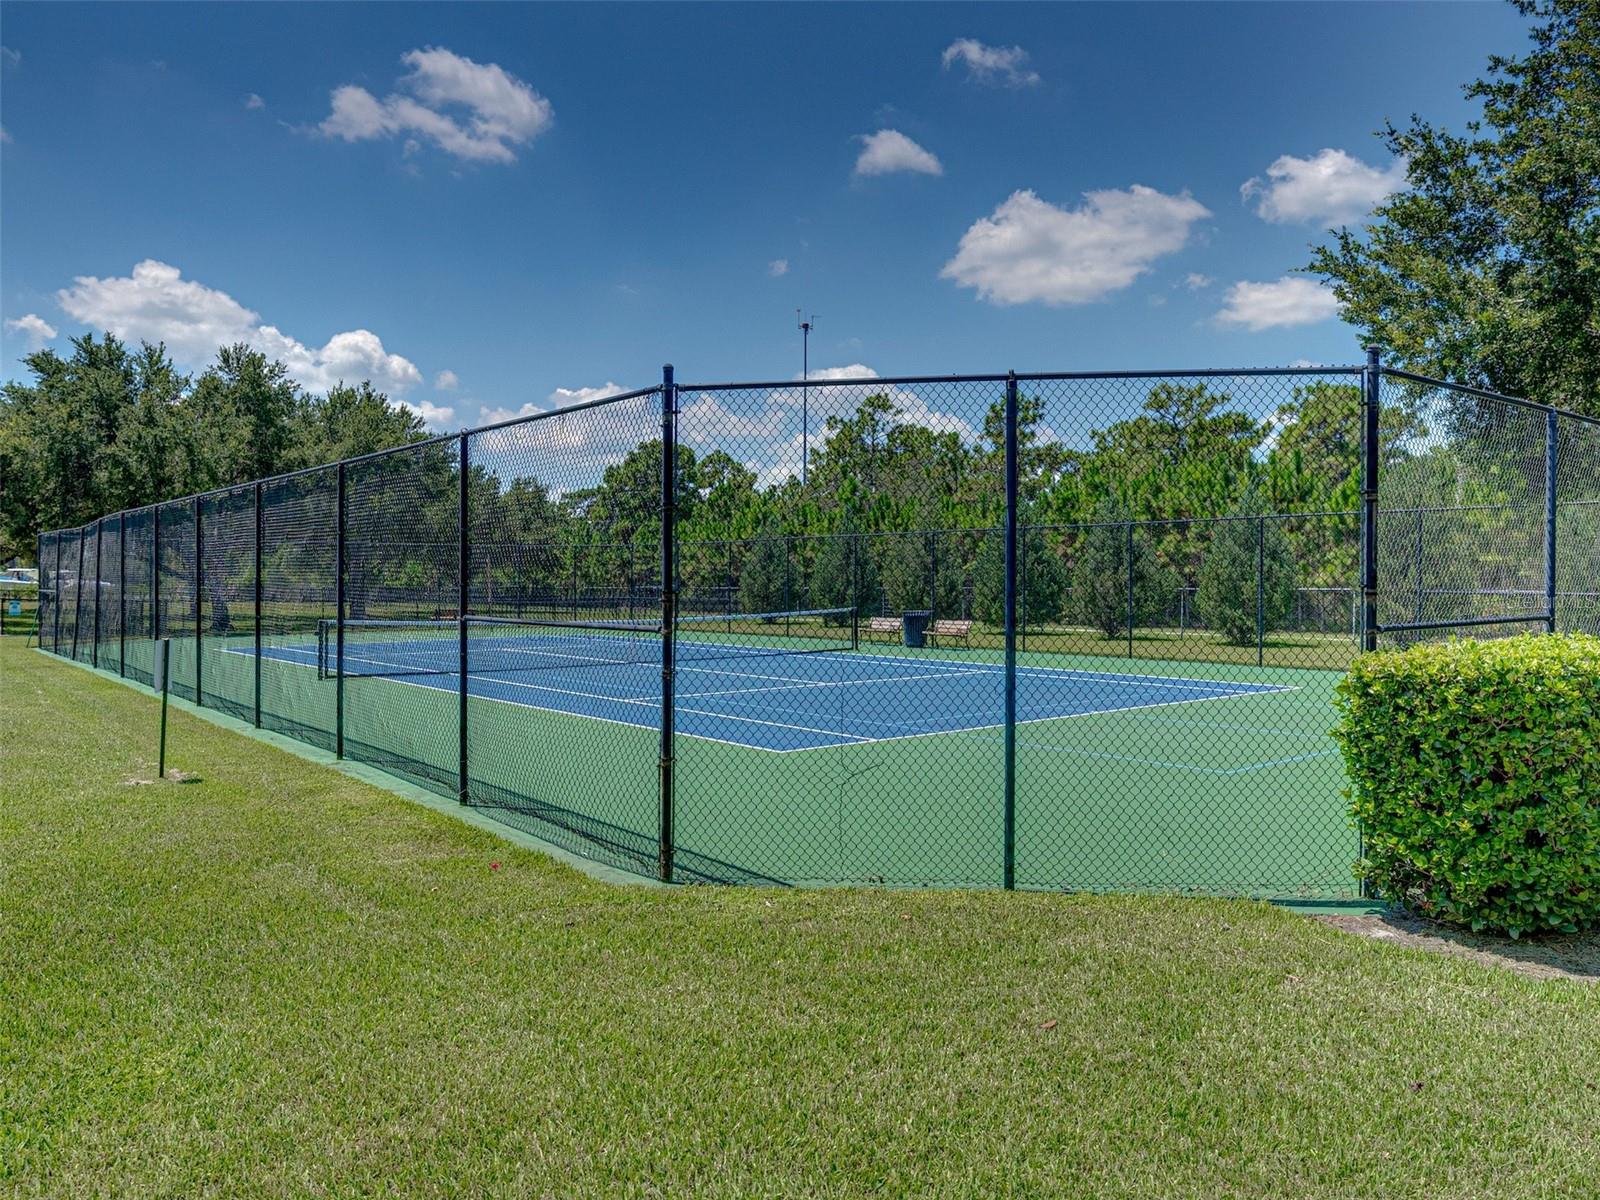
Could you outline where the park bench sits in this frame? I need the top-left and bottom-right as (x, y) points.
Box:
(865, 616), (900, 642)
(926, 619), (973, 648)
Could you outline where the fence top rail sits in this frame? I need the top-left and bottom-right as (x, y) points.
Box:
(332, 431), (461, 470)
(468, 383), (663, 435)
(677, 364), (1367, 392)
(1380, 366), (1600, 427)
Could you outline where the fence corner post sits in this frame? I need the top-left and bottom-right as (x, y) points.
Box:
(335, 460), (346, 760)
(458, 432), (471, 803)
(1003, 371), (1019, 890)
(254, 483), (263, 727)
(1360, 345), (1382, 654)
(659, 364), (677, 885)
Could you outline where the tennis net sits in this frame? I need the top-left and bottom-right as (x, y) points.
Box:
(317, 607), (859, 679)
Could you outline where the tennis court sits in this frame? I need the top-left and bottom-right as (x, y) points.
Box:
(243, 616), (1299, 753)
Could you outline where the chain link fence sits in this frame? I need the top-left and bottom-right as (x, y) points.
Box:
(31, 358), (1600, 898)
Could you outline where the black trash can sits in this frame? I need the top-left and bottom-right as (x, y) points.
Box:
(902, 610), (932, 648)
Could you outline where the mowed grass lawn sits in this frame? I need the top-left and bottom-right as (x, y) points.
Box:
(3, 638), (1598, 1199)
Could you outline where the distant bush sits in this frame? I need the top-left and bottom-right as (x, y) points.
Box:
(1335, 634), (1600, 937)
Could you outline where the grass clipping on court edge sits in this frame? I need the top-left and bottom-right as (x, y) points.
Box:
(4, 637), (1600, 1200)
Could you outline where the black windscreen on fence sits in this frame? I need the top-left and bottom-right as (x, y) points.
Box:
(342, 439), (462, 797)
(198, 486), (257, 721)
(260, 467), (337, 750)
(75, 520), (99, 666)
(30, 358), (1600, 899)
(123, 509), (156, 685)
(37, 531), (57, 649)
(56, 527), (79, 658)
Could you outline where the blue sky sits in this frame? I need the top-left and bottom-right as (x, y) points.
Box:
(1, 2), (1530, 431)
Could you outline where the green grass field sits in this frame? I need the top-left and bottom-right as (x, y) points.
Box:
(4, 637), (1600, 1197)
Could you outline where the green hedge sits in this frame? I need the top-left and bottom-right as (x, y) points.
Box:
(1335, 633), (1600, 937)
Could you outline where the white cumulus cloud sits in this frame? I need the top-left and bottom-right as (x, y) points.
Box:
(942, 186), (1211, 306)
(55, 259), (423, 394)
(768, 259), (789, 278)
(941, 38), (1040, 87)
(398, 399), (456, 430)
(245, 93), (265, 110)
(1216, 276), (1340, 331)
(434, 369), (459, 391)
(5, 313), (58, 350)
(319, 46), (553, 164)
(1241, 148), (1407, 226)
(478, 381), (628, 426)
(854, 129), (942, 178)
(803, 364), (878, 382)
(1184, 273), (1213, 291)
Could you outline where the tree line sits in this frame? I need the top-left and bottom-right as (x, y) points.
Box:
(1, 335), (427, 562)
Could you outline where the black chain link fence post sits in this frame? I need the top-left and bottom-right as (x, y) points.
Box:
(71, 527), (84, 662)
(54, 533), (63, 655)
(119, 512), (127, 677)
(335, 460), (346, 760)
(194, 495), (203, 703)
(1003, 371), (1019, 890)
(458, 432), (470, 803)
(659, 364), (677, 884)
(151, 505), (160, 667)
(1360, 345), (1382, 654)
(254, 483), (263, 727)
(90, 520), (100, 669)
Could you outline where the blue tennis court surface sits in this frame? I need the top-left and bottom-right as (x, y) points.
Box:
(239, 629), (1296, 753)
